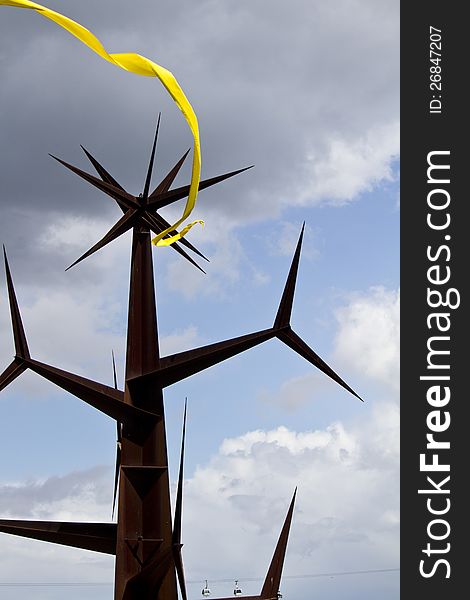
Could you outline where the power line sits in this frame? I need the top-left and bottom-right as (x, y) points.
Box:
(0, 583), (112, 587)
(188, 568), (400, 584)
(0, 567), (399, 587)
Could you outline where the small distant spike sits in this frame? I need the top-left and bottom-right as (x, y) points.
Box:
(49, 154), (139, 210)
(142, 114), (161, 201)
(173, 399), (187, 546)
(3, 248), (30, 360)
(147, 166), (254, 209)
(149, 149), (190, 198)
(66, 209), (137, 271)
(112, 350), (118, 389)
(112, 430), (122, 519)
(260, 489), (297, 599)
(274, 223), (304, 330)
(199, 493), (297, 600)
(112, 351), (122, 519)
(172, 398), (188, 600)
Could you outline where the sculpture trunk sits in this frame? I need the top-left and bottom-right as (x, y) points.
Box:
(115, 225), (177, 600)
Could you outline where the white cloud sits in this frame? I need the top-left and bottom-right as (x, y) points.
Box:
(300, 121), (399, 205)
(0, 467), (111, 520)
(165, 229), (245, 300)
(0, 270), (200, 395)
(183, 417), (399, 585)
(0, 467), (114, 589)
(267, 221), (320, 260)
(0, 286), (124, 395)
(257, 286), (400, 411)
(38, 215), (113, 251)
(160, 325), (201, 356)
(2, 416), (398, 595)
(333, 287), (400, 391)
(258, 371), (330, 411)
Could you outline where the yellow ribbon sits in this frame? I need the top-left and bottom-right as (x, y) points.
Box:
(0, 0), (202, 246)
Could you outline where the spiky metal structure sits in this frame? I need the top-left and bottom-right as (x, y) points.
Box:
(0, 119), (361, 599)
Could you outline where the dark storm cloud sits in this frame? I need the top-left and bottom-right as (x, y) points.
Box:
(0, 0), (398, 284)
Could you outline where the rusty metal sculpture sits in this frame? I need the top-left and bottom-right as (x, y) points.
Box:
(0, 118), (361, 599)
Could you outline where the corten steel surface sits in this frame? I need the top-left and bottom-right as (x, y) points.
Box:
(0, 119), (361, 599)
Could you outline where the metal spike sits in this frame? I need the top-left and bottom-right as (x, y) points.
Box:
(112, 350), (119, 390)
(148, 212), (209, 262)
(25, 356), (160, 428)
(163, 236), (207, 275)
(149, 149), (190, 198)
(0, 360), (27, 393)
(142, 114), (161, 201)
(3, 247), (30, 359)
(142, 214), (206, 274)
(274, 223), (304, 330)
(129, 328), (276, 390)
(260, 489), (297, 599)
(49, 154), (139, 210)
(128, 220), (360, 399)
(0, 519), (117, 555)
(66, 209), (137, 271)
(173, 398), (187, 546)
(173, 550), (187, 600)
(112, 434), (122, 519)
(80, 145), (126, 192)
(271, 223), (361, 401)
(172, 398), (188, 600)
(147, 166), (254, 209)
(112, 351), (122, 519)
(277, 328), (363, 401)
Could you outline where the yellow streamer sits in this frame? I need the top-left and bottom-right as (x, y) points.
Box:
(0, 0), (202, 246)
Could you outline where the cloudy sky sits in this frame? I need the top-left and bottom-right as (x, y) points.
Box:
(0, 1), (399, 599)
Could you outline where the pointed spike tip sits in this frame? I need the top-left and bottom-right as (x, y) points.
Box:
(3, 249), (31, 360)
(142, 113), (161, 200)
(65, 209), (136, 271)
(274, 223), (304, 330)
(80, 145), (126, 195)
(173, 397), (187, 547)
(260, 490), (297, 599)
(147, 164), (255, 210)
(112, 350), (118, 390)
(148, 147), (191, 198)
(277, 327), (362, 401)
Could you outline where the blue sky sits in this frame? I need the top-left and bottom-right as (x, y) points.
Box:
(0, 1), (399, 599)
